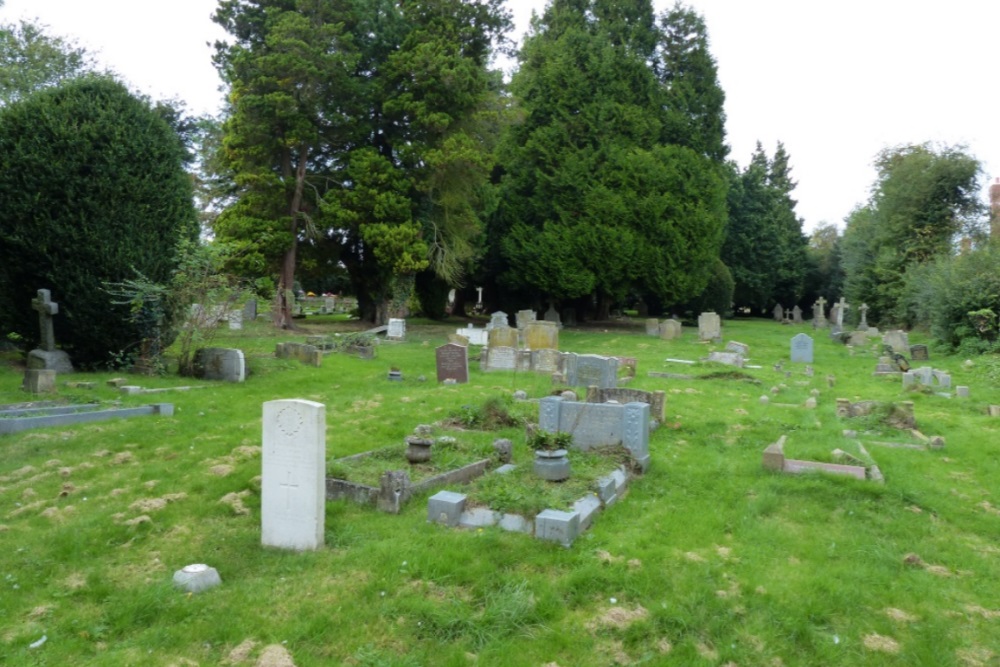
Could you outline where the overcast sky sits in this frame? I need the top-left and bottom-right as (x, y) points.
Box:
(3, 0), (998, 233)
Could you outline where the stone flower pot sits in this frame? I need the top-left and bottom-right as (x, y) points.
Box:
(405, 436), (433, 464)
(533, 448), (570, 481)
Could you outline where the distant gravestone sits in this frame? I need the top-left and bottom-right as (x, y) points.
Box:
(725, 341), (749, 356)
(857, 303), (869, 330)
(435, 343), (469, 383)
(228, 309), (243, 330)
(697, 312), (721, 341)
(532, 348), (562, 373)
(790, 333), (814, 363)
(835, 297), (849, 327)
(261, 399), (326, 551)
(543, 304), (562, 328)
(707, 351), (744, 367)
(243, 298), (258, 321)
(659, 319), (682, 340)
(792, 305), (803, 324)
(387, 318), (406, 340)
(567, 353), (618, 388)
(27, 289), (74, 373)
(488, 311), (509, 330)
(193, 348), (246, 382)
(812, 297), (828, 328)
(773, 304), (784, 322)
(882, 330), (909, 354)
(455, 324), (487, 346)
(910, 344), (929, 361)
(515, 309), (536, 329)
(645, 319), (660, 336)
(523, 321), (559, 350)
(487, 324), (518, 349)
(848, 330), (868, 347)
(829, 304), (840, 328)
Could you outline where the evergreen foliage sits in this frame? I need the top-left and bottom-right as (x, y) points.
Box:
(0, 76), (199, 366)
(491, 0), (727, 317)
(0, 16), (92, 104)
(722, 142), (808, 314)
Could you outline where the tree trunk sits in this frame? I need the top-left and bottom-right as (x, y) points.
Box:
(273, 145), (309, 329)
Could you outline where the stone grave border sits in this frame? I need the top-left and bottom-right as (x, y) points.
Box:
(427, 464), (634, 547)
(326, 447), (491, 514)
(0, 403), (174, 436)
(762, 435), (884, 483)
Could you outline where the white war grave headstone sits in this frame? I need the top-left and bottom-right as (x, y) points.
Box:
(387, 318), (406, 340)
(262, 399), (326, 551)
(27, 288), (74, 373)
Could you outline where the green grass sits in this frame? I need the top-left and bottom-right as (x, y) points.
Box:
(2, 315), (1000, 665)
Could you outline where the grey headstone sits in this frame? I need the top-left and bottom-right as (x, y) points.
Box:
(194, 348), (246, 382)
(435, 343), (469, 383)
(790, 333), (813, 363)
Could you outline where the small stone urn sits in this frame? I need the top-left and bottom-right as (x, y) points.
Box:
(533, 449), (570, 482)
(404, 435), (433, 464)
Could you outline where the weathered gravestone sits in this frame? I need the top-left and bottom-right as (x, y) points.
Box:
(538, 395), (650, 470)
(857, 303), (869, 330)
(790, 333), (814, 363)
(706, 351), (744, 367)
(565, 353), (618, 388)
(659, 319), (682, 340)
(275, 342), (322, 367)
(645, 318), (660, 336)
(228, 309), (243, 330)
(261, 399), (326, 551)
(487, 311), (509, 330)
(697, 312), (721, 341)
(523, 321), (559, 350)
(193, 348), (246, 382)
(435, 343), (469, 383)
(882, 330), (910, 354)
(792, 305), (803, 324)
(487, 324), (518, 349)
(910, 344), (929, 361)
(532, 348), (563, 373)
(243, 298), (258, 321)
(27, 289), (74, 373)
(543, 304), (562, 328)
(773, 304), (784, 322)
(387, 318), (406, 340)
(515, 309), (536, 329)
(483, 346), (517, 371)
(455, 324), (487, 346)
(812, 297), (828, 329)
(834, 297), (849, 327)
(22, 369), (56, 393)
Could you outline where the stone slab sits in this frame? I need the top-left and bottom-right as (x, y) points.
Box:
(534, 509), (581, 547)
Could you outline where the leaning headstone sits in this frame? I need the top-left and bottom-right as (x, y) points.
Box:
(523, 321), (559, 350)
(697, 312), (721, 341)
(261, 399), (326, 551)
(790, 333), (814, 363)
(792, 305), (803, 324)
(910, 344), (929, 361)
(435, 343), (469, 383)
(882, 330), (909, 354)
(725, 341), (749, 356)
(515, 309), (536, 329)
(386, 318), (406, 341)
(645, 318), (660, 336)
(193, 348), (246, 382)
(27, 289), (74, 373)
(706, 351), (744, 367)
(659, 319), (682, 340)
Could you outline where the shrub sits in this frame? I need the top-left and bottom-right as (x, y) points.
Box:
(0, 76), (198, 366)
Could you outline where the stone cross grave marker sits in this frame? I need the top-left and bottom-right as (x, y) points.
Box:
(476, 286), (483, 306)
(262, 399), (326, 551)
(835, 297), (849, 327)
(813, 297), (828, 327)
(435, 343), (469, 383)
(32, 289), (59, 351)
(858, 303), (869, 330)
(790, 333), (813, 363)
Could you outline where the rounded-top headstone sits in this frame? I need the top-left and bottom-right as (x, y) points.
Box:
(172, 563), (222, 593)
(513, 390), (528, 401)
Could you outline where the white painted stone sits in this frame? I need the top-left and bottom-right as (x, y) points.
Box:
(262, 399), (326, 551)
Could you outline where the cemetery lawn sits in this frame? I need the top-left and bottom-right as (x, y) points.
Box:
(2, 315), (1000, 666)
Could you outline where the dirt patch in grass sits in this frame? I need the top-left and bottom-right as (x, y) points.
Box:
(885, 607), (919, 622)
(223, 638), (258, 664)
(210, 464), (235, 477)
(863, 633), (900, 653)
(129, 492), (187, 513)
(587, 604), (648, 631)
(255, 644), (296, 667)
(220, 490), (252, 516)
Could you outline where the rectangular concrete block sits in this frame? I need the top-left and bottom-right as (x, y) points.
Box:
(535, 509), (581, 547)
(762, 436), (786, 471)
(459, 506), (499, 528)
(498, 513), (533, 534)
(427, 490), (466, 526)
(572, 495), (602, 530)
(596, 474), (617, 503)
